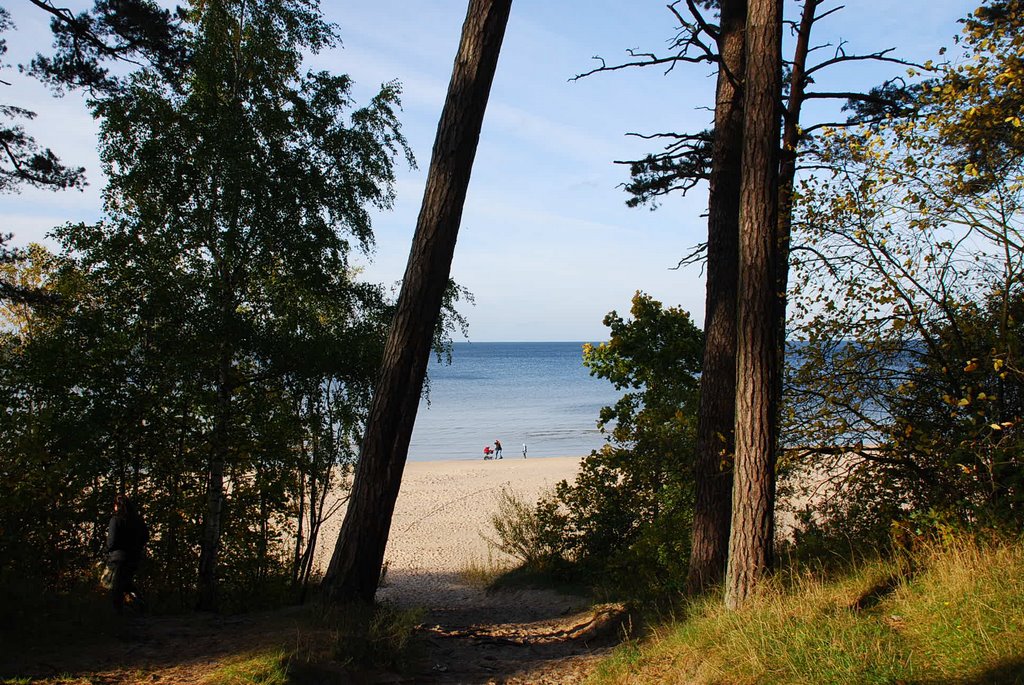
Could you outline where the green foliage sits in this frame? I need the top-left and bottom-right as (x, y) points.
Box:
(0, 0), (427, 610)
(0, 0), (475, 612)
(0, 248), (115, 591)
(936, 0), (1024, 183)
(785, 0), (1024, 545)
(884, 292), (1024, 525)
(1, 4), (86, 308)
(488, 488), (566, 570)
(518, 292), (702, 597)
(27, 0), (187, 97)
(588, 535), (1024, 685)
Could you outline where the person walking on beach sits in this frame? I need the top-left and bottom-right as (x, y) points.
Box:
(494, 439), (503, 459)
(522, 442), (527, 458)
(106, 493), (149, 614)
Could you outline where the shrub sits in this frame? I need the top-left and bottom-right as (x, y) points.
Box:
(489, 293), (702, 599)
(488, 488), (567, 569)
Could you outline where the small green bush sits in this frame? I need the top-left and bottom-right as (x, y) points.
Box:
(488, 488), (567, 570)
(489, 293), (703, 600)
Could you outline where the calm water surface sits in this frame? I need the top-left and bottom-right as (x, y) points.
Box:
(407, 342), (619, 461)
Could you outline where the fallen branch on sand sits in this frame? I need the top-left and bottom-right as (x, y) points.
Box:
(416, 602), (631, 646)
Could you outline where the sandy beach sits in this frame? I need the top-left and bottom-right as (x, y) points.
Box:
(308, 455), (619, 683)
(315, 455), (584, 612)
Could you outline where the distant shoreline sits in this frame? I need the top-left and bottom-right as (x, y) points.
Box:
(405, 453), (589, 464)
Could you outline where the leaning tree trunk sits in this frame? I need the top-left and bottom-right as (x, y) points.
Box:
(321, 0), (513, 605)
(686, 0), (747, 596)
(725, 0), (784, 611)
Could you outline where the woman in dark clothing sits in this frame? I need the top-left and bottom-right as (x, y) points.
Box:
(106, 494), (148, 613)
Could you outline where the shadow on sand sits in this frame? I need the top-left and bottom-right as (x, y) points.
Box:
(2, 570), (630, 685)
(379, 569), (632, 684)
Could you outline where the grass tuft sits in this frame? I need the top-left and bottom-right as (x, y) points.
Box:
(300, 601), (425, 673)
(459, 551), (515, 589)
(199, 649), (290, 685)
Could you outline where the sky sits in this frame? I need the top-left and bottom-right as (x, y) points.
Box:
(3, 0), (978, 341)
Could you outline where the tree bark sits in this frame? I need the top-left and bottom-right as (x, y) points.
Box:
(197, 343), (231, 611)
(773, 0), (817, 433)
(686, 0), (747, 596)
(725, 0), (783, 610)
(321, 0), (512, 605)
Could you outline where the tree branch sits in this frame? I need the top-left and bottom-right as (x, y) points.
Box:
(805, 45), (926, 79)
(571, 0), (717, 81)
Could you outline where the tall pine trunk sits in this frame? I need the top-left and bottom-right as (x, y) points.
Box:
(321, 0), (513, 605)
(686, 0), (747, 595)
(725, 0), (783, 610)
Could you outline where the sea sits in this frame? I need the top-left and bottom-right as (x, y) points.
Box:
(406, 341), (620, 461)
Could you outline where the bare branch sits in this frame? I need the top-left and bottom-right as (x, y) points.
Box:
(804, 90), (904, 103)
(789, 244), (842, 279)
(623, 130), (708, 142)
(672, 241), (708, 272)
(805, 46), (927, 79)
(571, 49), (711, 81)
(571, 0), (717, 81)
(810, 5), (844, 26)
(802, 116), (899, 135)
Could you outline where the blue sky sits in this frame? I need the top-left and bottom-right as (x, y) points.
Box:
(4, 0), (977, 341)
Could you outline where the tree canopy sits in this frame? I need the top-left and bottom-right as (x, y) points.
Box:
(0, 0), (422, 613)
(785, 0), (1024, 542)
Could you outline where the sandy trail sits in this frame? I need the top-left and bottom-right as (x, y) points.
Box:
(313, 457), (580, 608)
(312, 456), (628, 684)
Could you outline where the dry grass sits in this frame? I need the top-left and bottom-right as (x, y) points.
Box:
(459, 550), (516, 589)
(588, 535), (1024, 684)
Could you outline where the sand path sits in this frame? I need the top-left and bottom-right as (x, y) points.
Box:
(316, 457), (579, 609)
(314, 456), (629, 684)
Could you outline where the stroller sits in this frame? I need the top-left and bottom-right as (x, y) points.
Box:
(483, 445), (494, 459)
